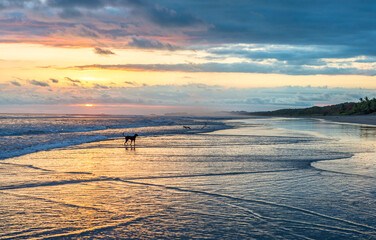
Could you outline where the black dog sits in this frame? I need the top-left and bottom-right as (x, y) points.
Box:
(123, 133), (138, 146)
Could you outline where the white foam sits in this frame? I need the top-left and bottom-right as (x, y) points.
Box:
(0, 135), (107, 160)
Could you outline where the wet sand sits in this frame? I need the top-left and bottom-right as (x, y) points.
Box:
(1, 120), (376, 239)
(316, 114), (376, 126)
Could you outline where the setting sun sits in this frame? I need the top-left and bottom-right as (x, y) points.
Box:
(85, 104), (94, 107)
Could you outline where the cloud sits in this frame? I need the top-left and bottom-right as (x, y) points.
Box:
(0, 0), (38, 10)
(71, 63), (202, 72)
(65, 77), (81, 83)
(206, 44), (342, 64)
(58, 8), (83, 19)
(124, 81), (137, 86)
(50, 78), (59, 83)
(127, 37), (176, 50)
(148, 4), (203, 27)
(47, 0), (104, 9)
(2, 1), (376, 75)
(29, 79), (50, 87)
(1, 0), (376, 52)
(2, 82), (375, 113)
(70, 62), (376, 76)
(93, 83), (109, 89)
(67, 25), (100, 39)
(94, 47), (115, 55)
(10, 81), (21, 86)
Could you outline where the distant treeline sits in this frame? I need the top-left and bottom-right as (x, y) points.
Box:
(241, 97), (376, 116)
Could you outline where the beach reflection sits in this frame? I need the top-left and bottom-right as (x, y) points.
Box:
(125, 146), (136, 151)
(357, 126), (376, 140)
(240, 117), (376, 142)
(240, 117), (376, 177)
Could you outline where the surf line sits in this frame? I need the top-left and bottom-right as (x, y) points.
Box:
(0, 177), (110, 191)
(0, 169), (299, 191)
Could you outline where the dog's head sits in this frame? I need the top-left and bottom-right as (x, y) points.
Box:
(135, 134), (139, 137)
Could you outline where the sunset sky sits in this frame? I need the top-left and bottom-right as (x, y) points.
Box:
(1, 0), (376, 114)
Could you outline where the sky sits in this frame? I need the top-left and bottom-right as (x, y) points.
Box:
(1, 0), (376, 114)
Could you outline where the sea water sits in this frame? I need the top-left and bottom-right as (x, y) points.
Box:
(0, 115), (375, 239)
(0, 114), (229, 160)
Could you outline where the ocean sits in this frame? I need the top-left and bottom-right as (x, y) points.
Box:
(0, 114), (229, 160)
(0, 114), (375, 239)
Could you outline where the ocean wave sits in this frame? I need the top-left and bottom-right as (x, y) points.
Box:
(0, 117), (181, 137)
(0, 126), (110, 136)
(0, 135), (108, 160)
(0, 115), (232, 160)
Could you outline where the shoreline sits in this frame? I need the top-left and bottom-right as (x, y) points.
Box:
(313, 115), (376, 127)
(241, 114), (376, 127)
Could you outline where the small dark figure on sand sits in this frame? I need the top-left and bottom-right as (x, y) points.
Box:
(123, 133), (138, 146)
(183, 126), (191, 129)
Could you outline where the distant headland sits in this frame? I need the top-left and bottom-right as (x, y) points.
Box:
(237, 97), (376, 117)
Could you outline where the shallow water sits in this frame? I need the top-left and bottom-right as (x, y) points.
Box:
(0, 116), (375, 239)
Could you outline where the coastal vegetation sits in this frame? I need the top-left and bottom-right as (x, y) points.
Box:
(246, 97), (376, 116)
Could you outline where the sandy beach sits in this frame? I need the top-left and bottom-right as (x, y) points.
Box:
(1, 117), (376, 239)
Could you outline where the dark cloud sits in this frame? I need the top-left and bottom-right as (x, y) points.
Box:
(65, 77), (81, 83)
(93, 83), (109, 89)
(50, 78), (59, 83)
(94, 47), (115, 55)
(149, 4), (203, 27)
(127, 37), (175, 50)
(150, 1), (376, 58)
(200, 1), (376, 46)
(58, 8), (83, 18)
(10, 81), (21, 86)
(206, 44), (344, 64)
(29, 79), (50, 87)
(124, 81), (137, 86)
(71, 25), (100, 38)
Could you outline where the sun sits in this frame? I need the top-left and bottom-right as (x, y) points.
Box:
(85, 104), (94, 107)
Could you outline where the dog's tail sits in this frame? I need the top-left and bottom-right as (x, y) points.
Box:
(122, 132), (126, 137)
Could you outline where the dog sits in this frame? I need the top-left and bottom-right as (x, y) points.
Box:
(122, 133), (138, 146)
(183, 126), (191, 129)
